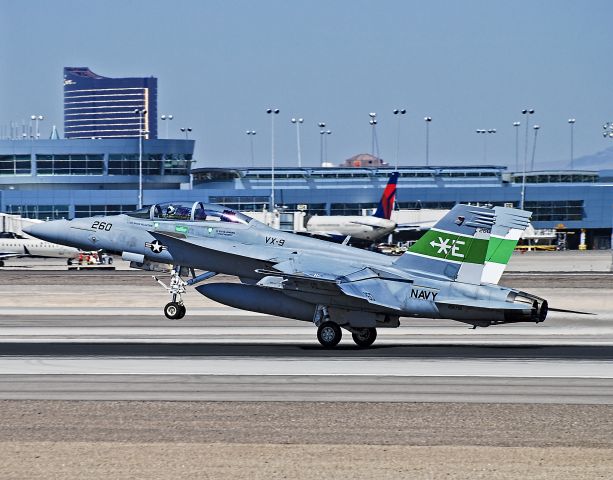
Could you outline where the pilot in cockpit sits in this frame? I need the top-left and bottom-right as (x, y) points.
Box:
(165, 205), (176, 217)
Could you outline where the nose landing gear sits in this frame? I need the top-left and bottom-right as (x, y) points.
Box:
(154, 268), (187, 319)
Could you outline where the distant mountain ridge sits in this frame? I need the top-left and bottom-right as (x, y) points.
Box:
(531, 145), (613, 171)
(573, 145), (613, 170)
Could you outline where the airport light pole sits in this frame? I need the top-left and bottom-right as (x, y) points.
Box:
(568, 118), (576, 169)
(134, 108), (147, 210)
(320, 129), (332, 165)
(160, 114), (173, 139)
(246, 130), (256, 166)
(530, 125), (540, 171)
(520, 108), (535, 210)
(393, 108), (406, 170)
(318, 122), (326, 166)
(369, 113), (378, 158)
(513, 121), (521, 171)
(30, 115), (43, 139)
(424, 116), (432, 166)
(180, 127), (192, 139)
(266, 108), (280, 211)
(291, 118), (304, 168)
(475, 129), (496, 163)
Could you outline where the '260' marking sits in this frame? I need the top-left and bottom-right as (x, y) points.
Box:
(91, 221), (112, 231)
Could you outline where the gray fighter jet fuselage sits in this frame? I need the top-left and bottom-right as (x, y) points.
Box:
(25, 201), (554, 348)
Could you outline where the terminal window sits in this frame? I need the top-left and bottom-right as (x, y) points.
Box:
(36, 154), (103, 175)
(0, 155), (31, 175)
(525, 200), (584, 221)
(6, 204), (69, 220)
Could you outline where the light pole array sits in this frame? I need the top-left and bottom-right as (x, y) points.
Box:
(393, 108), (406, 170)
(530, 125), (540, 171)
(160, 114), (173, 139)
(266, 108), (279, 211)
(318, 122), (326, 165)
(133, 108), (147, 209)
(475, 129), (496, 163)
(568, 118), (576, 169)
(320, 129), (332, 165)
(180, 127), (192, 139)
(369, 113), (378, 158)
(246, 130), (256, 166)
(513, 121), (521, 171)
(30, 115), (44, 139)
(424, 116), (432, 166)
(291, 117), (303, 168)
(520, 108), (535, 210)
(604, 122), (613, 139)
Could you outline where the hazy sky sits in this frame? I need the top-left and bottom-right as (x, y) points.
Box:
(1, 0), (612, 170)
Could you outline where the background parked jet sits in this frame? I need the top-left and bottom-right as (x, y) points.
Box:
(0, 231), (79, 266)
(25, 201), (565, 347)
(303, 171), (399, 241)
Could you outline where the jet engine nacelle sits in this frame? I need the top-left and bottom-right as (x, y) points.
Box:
(197, 283), (316, 322)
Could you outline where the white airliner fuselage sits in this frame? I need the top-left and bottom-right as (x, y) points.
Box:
(305, 215), (396, 241)
(0, 233), (79, 265)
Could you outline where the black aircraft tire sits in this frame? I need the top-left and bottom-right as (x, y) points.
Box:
(164, 302), (182, 320)
(317, 321), (342, 348)
(0, 260), (4, 267)
(176, 305), (187, 319)
(352, 327), (377, 348)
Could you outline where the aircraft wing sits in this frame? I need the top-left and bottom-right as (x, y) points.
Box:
(258, 258), (409, 312)
(347, 219), (390, 228)
(394, 223), (427, 232)
(0, 252), (25, 260)
(150, 231), (408, 312)
(149, 231), (295, 265)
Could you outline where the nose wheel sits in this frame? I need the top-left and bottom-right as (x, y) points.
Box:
(164, 301), (186, 320)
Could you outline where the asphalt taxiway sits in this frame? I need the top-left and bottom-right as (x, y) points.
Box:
(1, 263), (612, 403)
(2, 255), (613, 478)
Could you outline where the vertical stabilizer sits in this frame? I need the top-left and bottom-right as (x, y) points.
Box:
(393, 204), (495, 285)
(373, 172), (399, 220)
(481, 206), (532, 284)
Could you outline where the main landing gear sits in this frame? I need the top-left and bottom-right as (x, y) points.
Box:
(154, 268), (187, 319)
(316, 321), (378, 348)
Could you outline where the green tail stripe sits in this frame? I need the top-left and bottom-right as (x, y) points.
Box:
(409, 229), (489, 264)
(486, 237), (518, 265)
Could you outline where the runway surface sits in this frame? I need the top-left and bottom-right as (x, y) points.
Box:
(0, 268), (612, 403)
(2, 257), (613, 478)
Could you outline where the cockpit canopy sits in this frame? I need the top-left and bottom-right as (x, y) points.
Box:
(127, 201), (253, 225)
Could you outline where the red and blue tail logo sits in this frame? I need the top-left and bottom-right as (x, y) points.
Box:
(373, 172), (399, 220)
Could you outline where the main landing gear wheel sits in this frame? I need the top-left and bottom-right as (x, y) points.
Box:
(352, 327), (377, 348)
(164, 302), (185, 320)
(317, 321), (342, 348)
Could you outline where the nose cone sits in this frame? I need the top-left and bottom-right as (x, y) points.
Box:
(23, 220), (71, 245)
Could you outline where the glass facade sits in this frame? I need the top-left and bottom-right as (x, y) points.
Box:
(108, 153), (191, 175)
(36, 154), (104, 175)
(6, 204), (69, 220)
(525, 200), (584, 221)
(74, 204), (136, 218)
(64, 67), (157, 139)
(0, 155), (31, 175)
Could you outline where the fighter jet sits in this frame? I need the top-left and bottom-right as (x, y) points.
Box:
(25, 201), (560, 347)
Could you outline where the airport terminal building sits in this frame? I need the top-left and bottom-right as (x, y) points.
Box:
(1, 137), (612, 249)
(2, 65), (612, 248)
